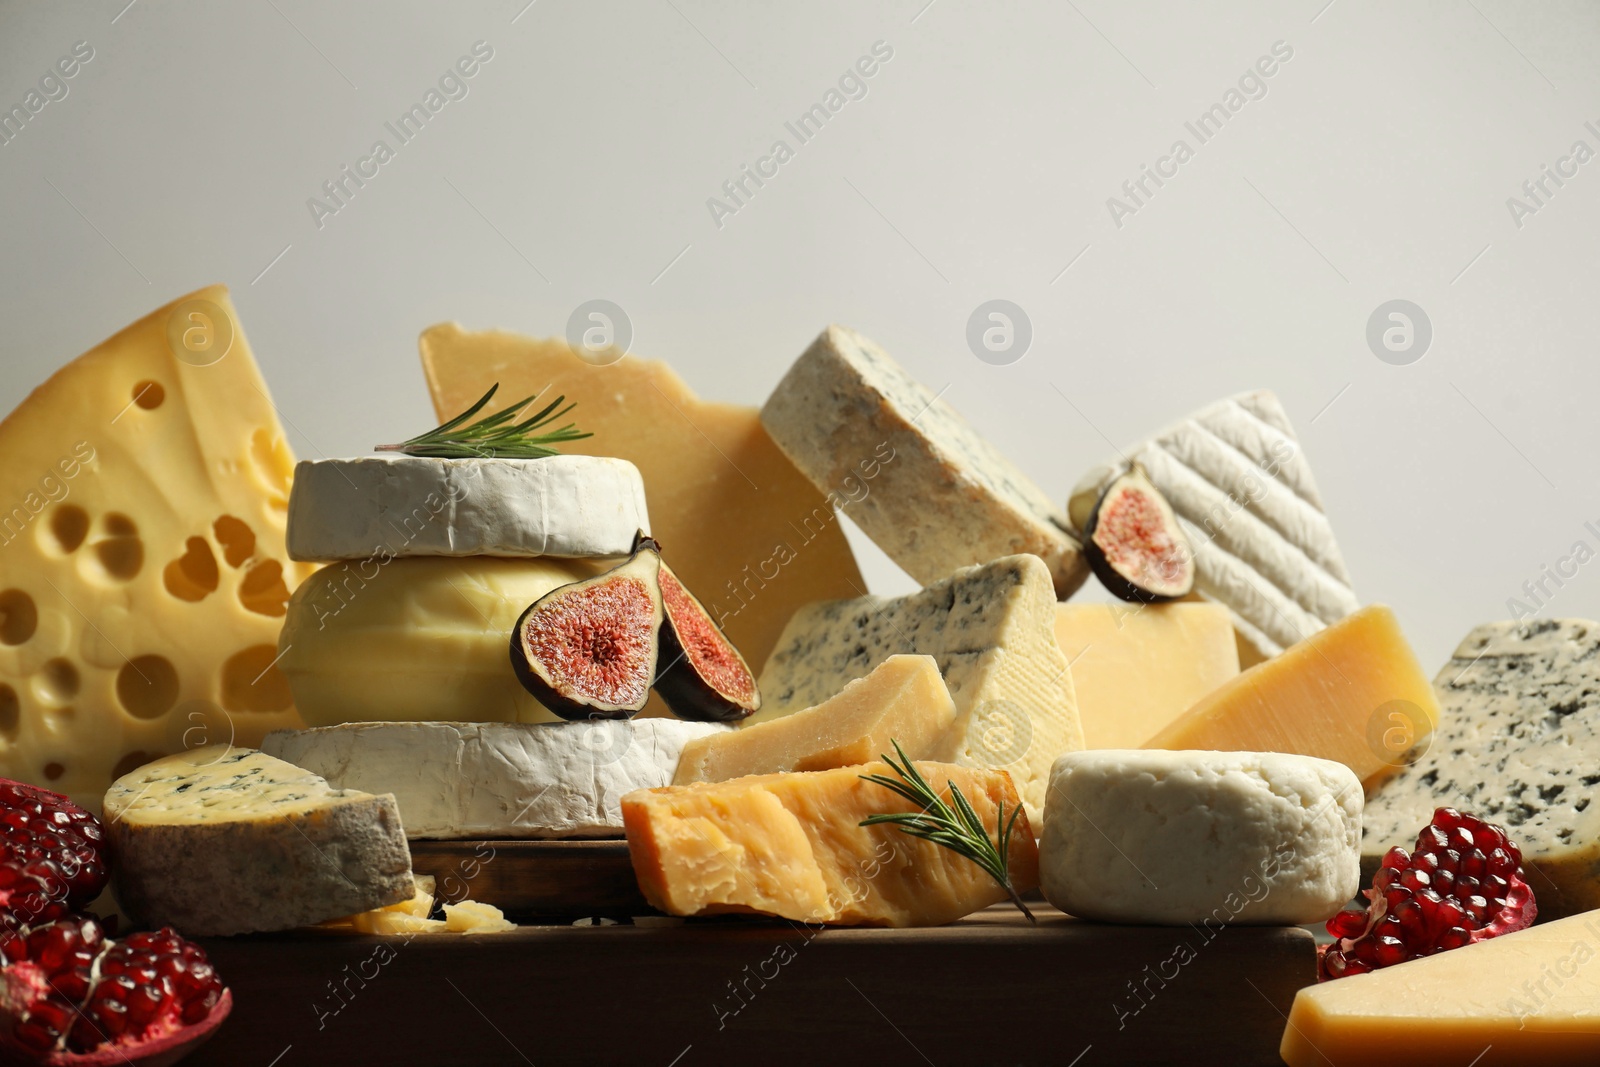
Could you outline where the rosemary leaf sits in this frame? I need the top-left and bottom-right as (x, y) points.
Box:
(376, 383), (593, 459)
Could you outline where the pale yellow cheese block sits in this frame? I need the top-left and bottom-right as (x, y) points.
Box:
(419, 325), (864, 685)
(1144, 604), (1439, 789)
(1282, 908), (1600, 1066)
(277, 556), (605, 726)
(624, 761), (1038, 927)
(0, 285), (307, 803)
(673, 654), (956, 783)
(1055, 602), (1239, 749)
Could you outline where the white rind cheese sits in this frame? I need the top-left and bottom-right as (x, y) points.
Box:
(263, 719), (729, 839)
(1040, 750), (1361, 925)
(1069, 390), (1358, 661)
(105, 747), (414, 935)
(286, 453), (650, 562)
(1363, 619), (1600, 918)
(761, 325), (1088, 597)
(753, 554), (1080, 821)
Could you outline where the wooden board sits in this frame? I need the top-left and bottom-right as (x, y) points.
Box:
(192, 906), (1314, 1066)
(408, 839), (652, 920)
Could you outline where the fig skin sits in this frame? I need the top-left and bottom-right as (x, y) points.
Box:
(509, 544), (664, 720)
(1081, 467), (1195, 604)
(653, 563), (760, 723)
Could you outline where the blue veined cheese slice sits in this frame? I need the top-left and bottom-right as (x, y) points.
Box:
(105, 746), (414, 935)
(286, 453), (650, 562)
(1070, 390), (1358, 662)
(262, 719), (730, 839)
(760, 325), (1088, 598)
(752, 554), (1080, 821)
(1363, 619), (1600, 919)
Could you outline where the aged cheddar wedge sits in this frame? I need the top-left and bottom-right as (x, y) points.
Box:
(761, 325), (1087, 597)
(105, 746), (414, 935)
(753, 555), (1079, 821)
(419, 324), (863, 681)
(1144, 605), (1438, 787)
(1281, 908), (1600, 1067)
(673, 655), (955, 784)
(1070, 390), (1358, 663)
(1364, 619), (1600, 918)
(624, 762), (1038, 926)
(0, 285), (306, 803)
(277, 556), (604, 726)
(1055, 602), (1239, 749)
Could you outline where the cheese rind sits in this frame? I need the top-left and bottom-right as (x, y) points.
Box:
(623, 762), (1039, 926)
(1040, 750), (1361, 925)
(263, 719), (729, 839)
(286, 454), (650, 562)
(673, 655), (956, 784)
(1144, 605), (1439, 788)
(1281, 908), (1600, 1067)
(761, 325), (1087, 597)
(1363, 619), (1600, 919)
(105, 746), (414, 935)
(0, 285), (306, 802)
(1054, 602), (1239, 749)
(752, 554), (1080, 821)
(1070, 391), (1358, 661)
(419, 324), (864, 674)
(277, 556), (607, 726)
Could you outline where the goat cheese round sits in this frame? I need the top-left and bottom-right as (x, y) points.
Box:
(286, 453), (650, 562)
(1040, 750), (1361, 925)
(262, 719), (729, 839)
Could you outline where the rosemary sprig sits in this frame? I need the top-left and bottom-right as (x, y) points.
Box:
(859, 740), (1035, 922)
(376, 383), (592, 459)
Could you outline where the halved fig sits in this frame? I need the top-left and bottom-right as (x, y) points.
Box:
(654, 562), (760, 722)
(510, 541), (664, 720)
(1081, 465), (1195, 602)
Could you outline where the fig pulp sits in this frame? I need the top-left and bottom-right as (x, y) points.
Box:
(654, 562), (760, 722)
(510, 542), (664, 720)
(1081, 465), (1195, 602)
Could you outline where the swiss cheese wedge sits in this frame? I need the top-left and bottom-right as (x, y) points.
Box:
(624, 762), (1038, 927)
(419, 325), (864, 689)
(0, 286), (305, 802)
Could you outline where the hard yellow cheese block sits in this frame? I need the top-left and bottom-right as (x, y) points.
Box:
(419, 325), (864, 681)
(1144, 605), (1438, 788)
(278, 556), (604, 725)
(624, 762), (1039, 927)
(673, 654), (956, 784)
(1055, 602), (1239, 749)
(0, 286), (306, 802)
(1282, 908), (1600, 1066)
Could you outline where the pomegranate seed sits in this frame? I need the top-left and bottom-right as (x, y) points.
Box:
(1320, 808), (1537, 981)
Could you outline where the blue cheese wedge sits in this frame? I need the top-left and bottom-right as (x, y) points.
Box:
(1069, 390), (1358, 661)
(1363, 619), (1600, 918)
(753, 554), (1080, 820)
(286, 453), (650, 562)
(263, 719), (729, 839)
(105, 746), (414, 935)
(760, 325), (1088, 597)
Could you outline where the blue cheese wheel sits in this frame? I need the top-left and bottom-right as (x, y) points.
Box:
(286, 453), (650, 562)
(1363, 619), (1600, 918)
(105, 747), (414, 935)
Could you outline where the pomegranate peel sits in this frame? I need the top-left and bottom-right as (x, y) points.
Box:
(654, 561), (760, 722)
(1319, 806), (1536, 980)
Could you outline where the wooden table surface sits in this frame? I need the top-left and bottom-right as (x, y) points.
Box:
(193, 905), (1313, 1067)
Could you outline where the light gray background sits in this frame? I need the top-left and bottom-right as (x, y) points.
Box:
(3, 0), (1598, 674)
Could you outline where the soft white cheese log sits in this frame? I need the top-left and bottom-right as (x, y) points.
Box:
(1040, 750), (1361, 925)
(286, 453), (650, 562)
(761, 325), (1088, 598)
(263, 719), (729, 839)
